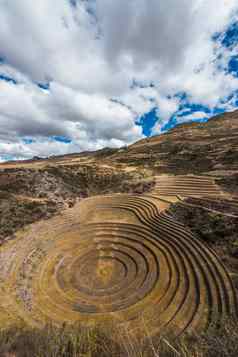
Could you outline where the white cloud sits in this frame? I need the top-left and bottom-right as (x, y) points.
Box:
(0, 0), (238, 159)
(0, 80), (142, 157)
(176, 111), (210, 124)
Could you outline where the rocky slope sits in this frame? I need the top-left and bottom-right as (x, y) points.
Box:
(0, 109), (238, 357)
(0, 164), (154, 243)
(110, 109), (238, 175)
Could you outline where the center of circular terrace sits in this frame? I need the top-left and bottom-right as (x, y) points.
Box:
(73, 256), (127, 291)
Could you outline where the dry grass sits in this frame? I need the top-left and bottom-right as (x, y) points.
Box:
(0, 319), (238, 357)
(0, 166), (155, 244)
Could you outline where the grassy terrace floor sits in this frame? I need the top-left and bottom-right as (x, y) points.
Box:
(0, 175), (236, 345)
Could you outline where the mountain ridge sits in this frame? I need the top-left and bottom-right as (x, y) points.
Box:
(1, 109), (238, 169)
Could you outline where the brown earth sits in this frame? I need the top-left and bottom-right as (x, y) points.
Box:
(0, 109), (238, 340)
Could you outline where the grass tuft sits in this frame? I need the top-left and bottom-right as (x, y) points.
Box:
(0, 319), (237, 357)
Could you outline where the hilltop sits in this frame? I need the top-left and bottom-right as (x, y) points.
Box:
(113, 109), (238, 175)
(2, 109), (238, 178)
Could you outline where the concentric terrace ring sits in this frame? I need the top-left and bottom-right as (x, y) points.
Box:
(0, 192), (236, 338)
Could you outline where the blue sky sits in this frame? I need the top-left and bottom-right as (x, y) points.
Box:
(0, 1), (238, 160)
(139, 19), (238, 135)
(0, 74), (17, 85)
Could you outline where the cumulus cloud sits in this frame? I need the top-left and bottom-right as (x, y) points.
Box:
(0, 0), (238, 159)
(0, 80), (140, 148)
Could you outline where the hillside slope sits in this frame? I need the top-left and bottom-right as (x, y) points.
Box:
(2, 109), (238, 176)
(0, 109), (238, 355)
(0, 109), (238, 243)
(112, 109), (238, 175)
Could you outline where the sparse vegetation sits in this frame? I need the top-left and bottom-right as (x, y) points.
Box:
(217, 174), (238, 196)
(0, 319), (238, 357)
(169, 197), (238, 291)
(0, 111), (238, 356)
(0, 166), (155, 243)
(0, 192), (58, 243)
(169, 198), (238, 245)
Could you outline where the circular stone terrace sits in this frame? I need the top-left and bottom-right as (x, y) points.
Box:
(0, 175), (236, 338)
